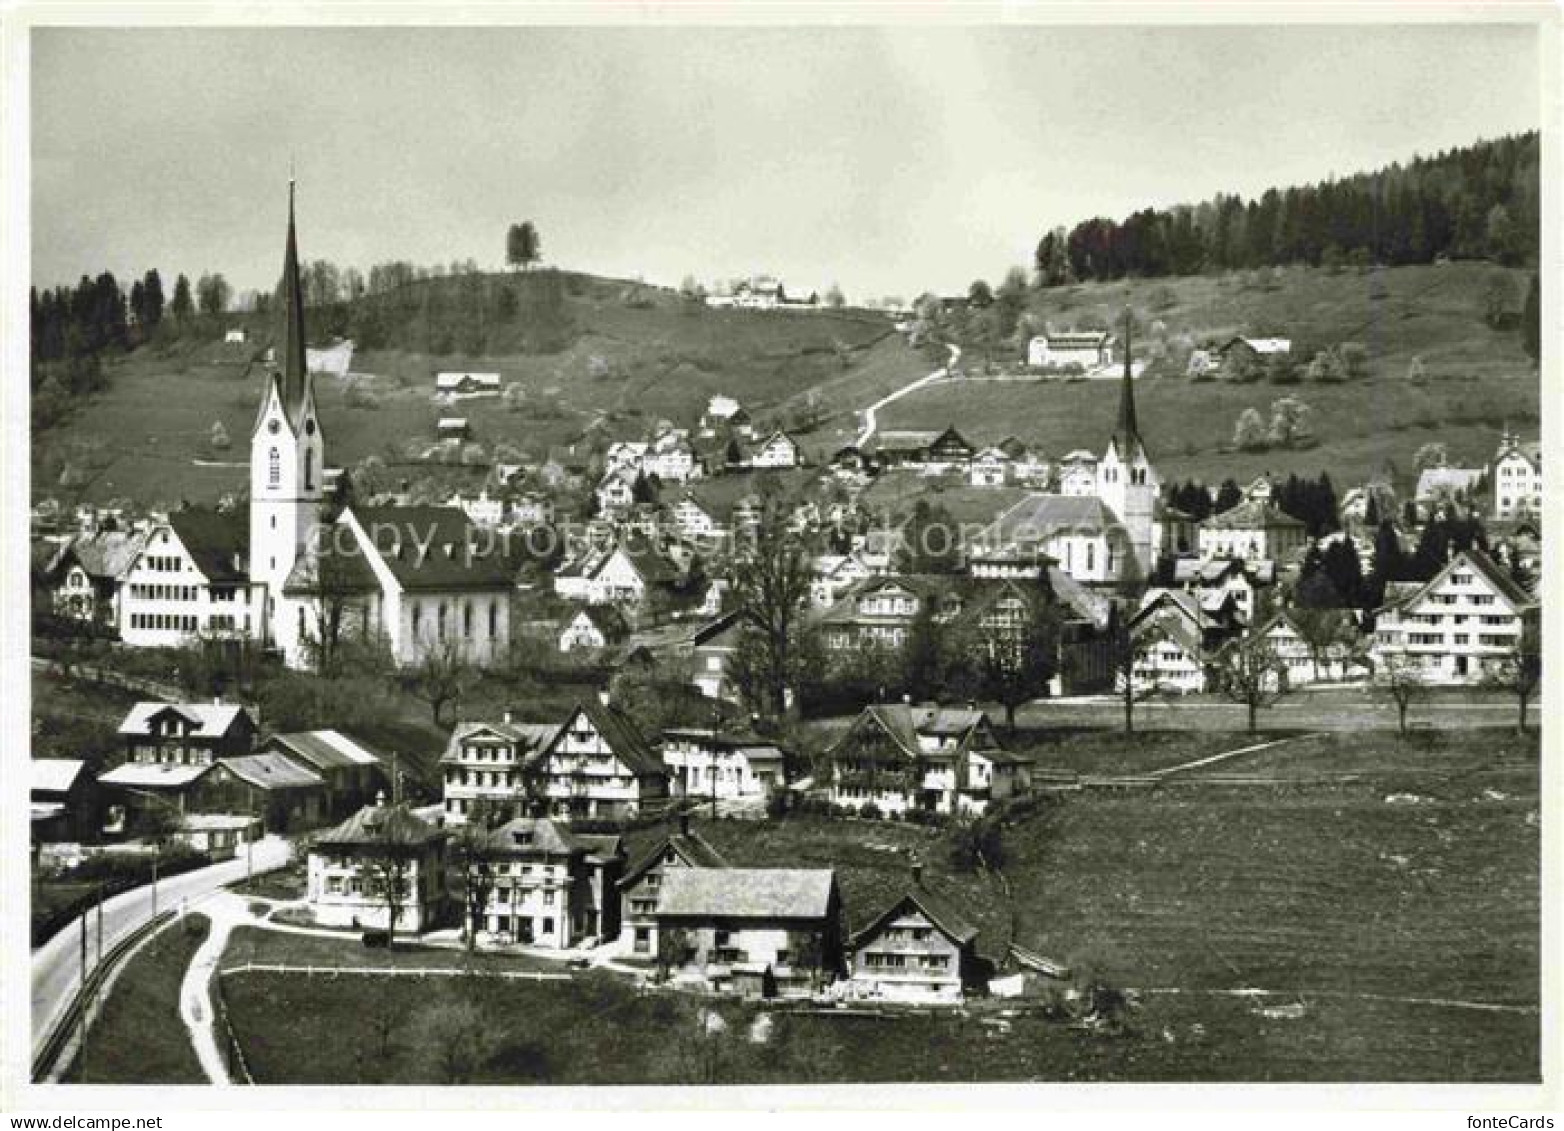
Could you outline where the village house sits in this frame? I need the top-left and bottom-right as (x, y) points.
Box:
(31, 759), (98, 845)
(440, 714), (556, 825)
(645, 430), (700, 483)
(524, 697), (671, 820)
(661, 727), (787, 804)
(1197, 490), (1308, 562)
(119, 509), (265, 647)
(1254, 610), (1366, 687)
(1056, 450), (1099, 496)
(691, 610), (746, 701)
(435, 371), (502, 399)
(747, 430), (803, 470)
(670, 493), (721, 542)
(1216, 336), (1292, 376)
(1173, 556), (1275, 625)
(185, 752), (328, 833)
(698, 395), (756, 440)
(447, 489), (507, 528)
(1339, 480), (1397, 527)
(1371, 548), (1537, 684)
(256, 729), (387, 820)
(176, 813), (265, 858)
(1027, 330), (1113, 371)
(810, 551), (875, 608)
(846, 869), (983, 1003)
(42, 528), (149, 631)
(553, 539), (682, 612)
(824, 703), (1031, 817)
(436, 417), (471, 443)
(1414, 465), (1486, 521)
(476, 817), (625, 947)
(998, 437), (1050, 485)
(617, 818), (729, 959)
(306, 798), (450, 933)
(595, 468), (639, 516)
(1127, 589), (1235, 694)
(1491, 430), (1541, 521)
(512, 492), (555, 526)
(557, 604), (631, 654)
(224, 327), (248, 344)
(968, 446), (1013, 487)
(650, 867), (843, 998)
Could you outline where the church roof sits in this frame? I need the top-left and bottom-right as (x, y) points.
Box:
(346, 505), (518, 592)
(1108, 319), (1144, 460)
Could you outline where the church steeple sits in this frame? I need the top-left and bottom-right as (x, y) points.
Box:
(1111, 310), (1142, 458)
(277, 177), (310, 423)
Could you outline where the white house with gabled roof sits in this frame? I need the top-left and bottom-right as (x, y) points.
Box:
(1371, 548), (1537, 683)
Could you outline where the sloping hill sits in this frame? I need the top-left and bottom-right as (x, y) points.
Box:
(875, 261), (1538, 488)
(33, 272), (898, 507)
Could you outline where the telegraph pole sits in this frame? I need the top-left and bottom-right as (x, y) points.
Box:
(78, 912), (88, 1071)
(95, 884), (103, 967)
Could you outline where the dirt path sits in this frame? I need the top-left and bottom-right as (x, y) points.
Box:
(1146, 733), (1320, 778)
(854, 344), (960, 448)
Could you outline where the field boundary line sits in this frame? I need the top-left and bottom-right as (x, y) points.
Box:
(218, 961), (571, 982)
(1147, 733), (1322, 778)
(1140, 986), (1538, 1015)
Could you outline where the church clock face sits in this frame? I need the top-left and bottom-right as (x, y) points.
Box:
(305, 419), (316, 436)
(267, 419), (280, 434)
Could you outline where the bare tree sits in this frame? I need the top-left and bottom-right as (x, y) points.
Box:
(418, 997), (495, 1084)
(956, 589), (1062, 734)
(1481, 619), (1541, 734)
(1104, 604), (1157, 734)
(728, 503), (814, 721)
(361, 808), (430, 943)
(1213, 630), (1289, 733)
(395, 636), (478, 727)
(450, 807), (500, 952)
(294, 546), (372, 676)
(1374, 653), (1428, 736)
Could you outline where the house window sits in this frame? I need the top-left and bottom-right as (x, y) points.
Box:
(463, 602), (473, 638)
(268, 448), (280, 488)
(488, 602), (497, 637)
(438, 603), (448, 639)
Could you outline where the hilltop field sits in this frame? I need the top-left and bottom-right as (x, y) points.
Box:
(33, 261), (1536, 507)
(856, 261), (1539, 488)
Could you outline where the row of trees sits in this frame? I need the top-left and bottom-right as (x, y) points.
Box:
(1033, 132), (1538, 285)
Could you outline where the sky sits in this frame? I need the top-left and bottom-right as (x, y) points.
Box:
(31, 21), (1543, 301)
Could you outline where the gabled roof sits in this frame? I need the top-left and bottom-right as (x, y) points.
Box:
(1414, 466), (1485, 501)
(1201, 498), (1306, 532)
(118, 701), (256, 739)
(219, 752), (325, 791)
(852, 703), (997, 761)
(654, 867), (837, 920)
(440, 719), (556, 765)
(692, 609), (748, 650)
(32, 759), (86, 795)
(978, 493), (1116, 545)
(483, 816), (592, 857)
(166, 508), (249, 584)
(99, 761), (216, 789)
(47, 530), (149, 583)
(539, 701), (665, 778)
(266, 729), (386, 772)
(619, 829), (729, 889)
(314, 802), (444, 848)
(562, 604), (630, 643)
(1389, 547), (1536, 616)
(849, 884), (980, 949)
(344, 505), (517, 592)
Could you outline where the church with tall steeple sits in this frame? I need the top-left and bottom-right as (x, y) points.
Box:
(249, 180), (326, 653)
(1095, 317), (1161, 584)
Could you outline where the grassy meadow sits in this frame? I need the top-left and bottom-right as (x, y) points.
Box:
(216, 724), (1538, 1083)
(63, 913), (211, 1084)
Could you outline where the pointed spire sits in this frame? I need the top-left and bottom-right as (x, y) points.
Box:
(1112, 308), (1141, 457)
(277, 177), (309, 422)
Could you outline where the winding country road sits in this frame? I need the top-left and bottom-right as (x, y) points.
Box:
(853, 343), (960, 449)
(32, 836), (292, 1074)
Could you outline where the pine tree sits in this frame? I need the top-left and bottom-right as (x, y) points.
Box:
(1521, 273), (1540, 364)
(171, 274), (194, 323)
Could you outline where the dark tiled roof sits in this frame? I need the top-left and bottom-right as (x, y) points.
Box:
(849, 884), (980, 949)
(219, 752), (325, 791)
(265, 729), (386, 772)
(539, 701), (665, 778)
(345, 505), (518, 592)
(654, 867), (837, 920)
(1201, 498), (1306, 531)
(168, 508), (248, 584)
(314, 802), (444, 848)
(619, 830), (729, 889)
